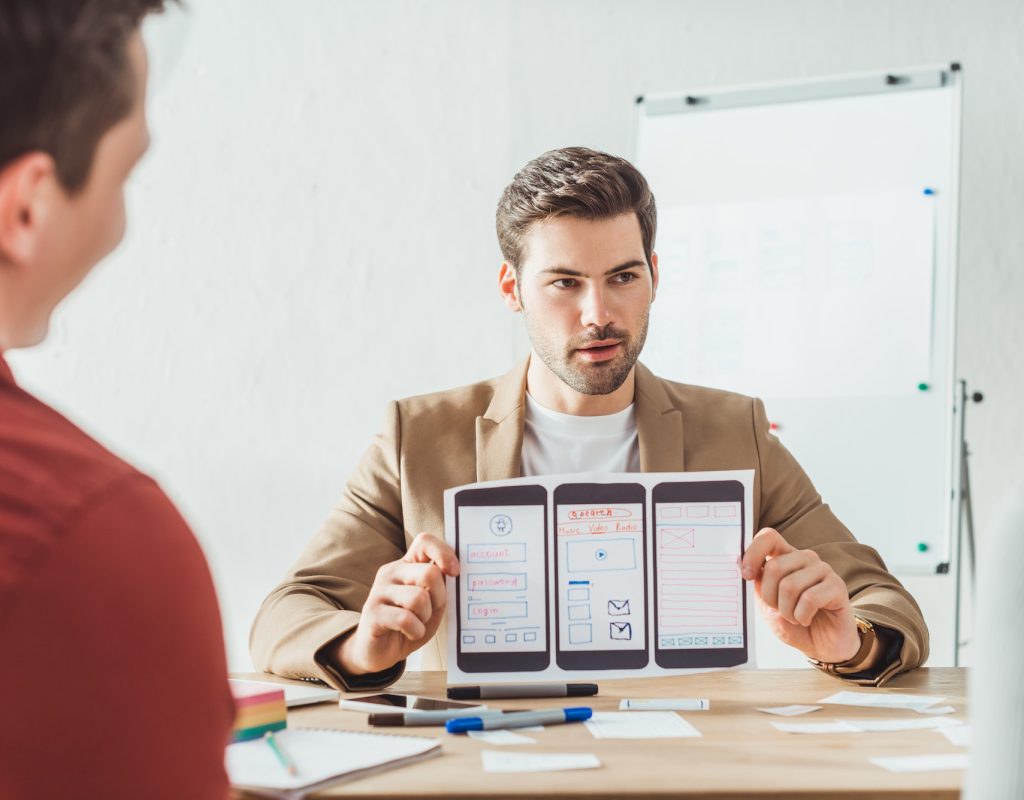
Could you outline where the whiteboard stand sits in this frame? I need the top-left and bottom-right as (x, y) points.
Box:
(953, 379), (983, 666)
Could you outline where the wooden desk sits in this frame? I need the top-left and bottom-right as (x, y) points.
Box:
(232, 668), (967, 799)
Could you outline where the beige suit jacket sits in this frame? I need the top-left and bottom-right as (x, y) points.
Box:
(250, 360), (928, 689)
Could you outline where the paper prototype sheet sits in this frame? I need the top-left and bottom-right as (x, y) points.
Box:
(444, 470), (754, 684)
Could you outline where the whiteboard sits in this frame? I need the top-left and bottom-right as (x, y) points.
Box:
(634, 66), (962, 574)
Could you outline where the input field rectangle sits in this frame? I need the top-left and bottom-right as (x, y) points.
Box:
(567, 587), (590, 601)
(662, 614), (738, 628)
(568, 605), (591, 620)
(659, 565), (740, 580)
(566, 537), (636, 573)
(661, 626), (738, 635)
(466, 543), (527, 563)
(468, 602), (528, 620)
(661, 562), (737, 578)
(661, 584), (738, 598)
(569, 623), (592, 644)
(659, 599), (739, 613)
(468, 572), (527, 592)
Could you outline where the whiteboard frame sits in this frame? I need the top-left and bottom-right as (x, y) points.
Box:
(631, 65), (964, 576)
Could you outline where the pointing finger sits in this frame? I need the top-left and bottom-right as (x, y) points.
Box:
(405, 532), (461, 576)
(741, 528), (795, 580)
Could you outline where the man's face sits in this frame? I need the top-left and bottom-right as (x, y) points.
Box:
(511, 212), (658, 396)
(5, 31), (150, 347)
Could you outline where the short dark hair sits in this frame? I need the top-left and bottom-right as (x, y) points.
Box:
(496, 146), (657, 271)
(0, 0), (170, 193)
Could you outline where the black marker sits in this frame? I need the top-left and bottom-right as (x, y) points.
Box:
(447, 683), (598, 700)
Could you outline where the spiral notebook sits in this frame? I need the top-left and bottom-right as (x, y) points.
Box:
(226, 727), (442, 799)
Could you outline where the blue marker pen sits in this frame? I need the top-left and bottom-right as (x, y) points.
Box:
(446, 707), (592, 733)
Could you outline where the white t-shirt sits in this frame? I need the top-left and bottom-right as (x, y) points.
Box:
(520, 393), (641, 476)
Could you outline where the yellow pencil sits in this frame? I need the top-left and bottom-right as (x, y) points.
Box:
(264, 730), (298, 776)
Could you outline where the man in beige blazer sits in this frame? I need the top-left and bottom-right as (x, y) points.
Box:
(251, 147), (928, 690)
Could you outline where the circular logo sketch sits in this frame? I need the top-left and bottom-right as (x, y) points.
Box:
(489, 514), (513, 536)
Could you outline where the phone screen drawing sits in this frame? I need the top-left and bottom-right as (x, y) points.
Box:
(553, 482), (648, 670)
(454, 484), (550, 672)
(652, 479), (748, 668)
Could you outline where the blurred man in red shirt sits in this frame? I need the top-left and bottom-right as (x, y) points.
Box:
(0, 2), (233, 798)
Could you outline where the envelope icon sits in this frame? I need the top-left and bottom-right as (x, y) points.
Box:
(609, 621), (633, 640)
(607, 599), (631, 616)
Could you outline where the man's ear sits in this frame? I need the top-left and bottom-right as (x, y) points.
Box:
(649, 251), (660, 303)
(498, 261), (523, 312)
(0, 152), (57, 267)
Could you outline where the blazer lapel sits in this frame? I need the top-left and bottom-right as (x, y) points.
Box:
(476, 358), (529, 482)
(634, 361), (685, 472)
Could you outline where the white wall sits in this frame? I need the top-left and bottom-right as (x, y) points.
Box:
(8, 0), (1022, 671)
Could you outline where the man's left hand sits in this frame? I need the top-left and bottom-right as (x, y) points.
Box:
(740, 527), (861, 663)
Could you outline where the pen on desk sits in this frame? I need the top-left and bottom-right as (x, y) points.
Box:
(447, 683), (598, 700)
(446, 707), (592, 733)
(264, 730), (297, 776)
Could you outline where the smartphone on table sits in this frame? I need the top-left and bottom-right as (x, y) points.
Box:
(339, 693), (483, 714)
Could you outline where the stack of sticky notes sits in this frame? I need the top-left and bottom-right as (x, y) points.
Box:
(231, 682), (287, 743)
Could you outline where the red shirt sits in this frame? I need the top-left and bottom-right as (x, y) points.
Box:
(0, 355), (232, 800)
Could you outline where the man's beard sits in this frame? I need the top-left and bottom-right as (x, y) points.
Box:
(527, 311), (650, 397)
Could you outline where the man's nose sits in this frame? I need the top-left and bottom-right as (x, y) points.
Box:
(580, 285), (614, 329)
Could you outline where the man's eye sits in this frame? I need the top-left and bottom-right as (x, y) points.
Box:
(553, 278), (577, 289)
(613, 272), (638, 284)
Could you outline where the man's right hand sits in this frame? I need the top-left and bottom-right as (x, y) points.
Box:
(333, 532), (460, 676)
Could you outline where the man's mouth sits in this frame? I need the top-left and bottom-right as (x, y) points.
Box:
(574, 339), (623, 363)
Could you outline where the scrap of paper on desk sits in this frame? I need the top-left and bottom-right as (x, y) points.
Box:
(849, 717), (962, 733)
(444, 470), (755, 684)
(467, 729), (537, 745)
(818, 691), (945, 711)
(585, 711), (701, 739)
(917, 705), (956, 715)
(772, 717), (962, 734)
(481, 750), (602, 773)
(871, 754), (969, 773)
(939, 725), (971, 746)
(772, 720), (862, 734)
(757, 705), (822, 716)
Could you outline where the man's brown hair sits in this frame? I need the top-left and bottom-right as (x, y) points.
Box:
(496, 146), (657, 272)
(0, 0), (169, 193)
